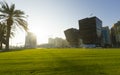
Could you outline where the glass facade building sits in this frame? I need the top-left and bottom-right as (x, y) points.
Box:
(79, 17), (102, 46)
(25, 32), (37, 48)
(101, 26), (111, 47)
(64, 28), (80, 47)
(111, 21), (120, 47)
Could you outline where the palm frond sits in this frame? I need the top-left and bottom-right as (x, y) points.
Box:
(15, 18), (28, 32)
(9, 3), (15, 15)
(13, 10), (24, 17)
(0, 1), (10, 14)
(0, 14), (6, 19)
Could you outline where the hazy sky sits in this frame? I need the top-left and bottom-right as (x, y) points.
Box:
(3, 0), (120, 45)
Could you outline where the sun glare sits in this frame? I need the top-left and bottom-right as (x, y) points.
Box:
(27, 15), (57, 45)
(29, 25), (49, 45)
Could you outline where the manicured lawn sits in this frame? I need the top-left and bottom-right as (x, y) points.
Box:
(0, 48), (120, 75)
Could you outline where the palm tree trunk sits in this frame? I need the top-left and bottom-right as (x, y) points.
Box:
(1, 42), (2, 50)
(0, 42), (2, 50)
(5, 19), (12, 50)
(5, 25), (11, 50)
(0, 34), (3, 50)
(0, 37), (1, 50)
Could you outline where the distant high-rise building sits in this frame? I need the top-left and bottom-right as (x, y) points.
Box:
(111, 21), (120, 47)
(101, 26), (111, 47)
(25, 32), (37, 48)
(48, 37), (69, 47)
(79, 16), (102, 46)
(64, 28), (80, 47)
(111, 26), (117, 47)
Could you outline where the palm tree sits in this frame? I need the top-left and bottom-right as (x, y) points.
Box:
(0, 22), (15, 50)
(0, 23), (6, 50)
(0, 1), (28, 50)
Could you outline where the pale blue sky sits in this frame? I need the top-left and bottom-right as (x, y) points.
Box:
(4, 0), (120, 45)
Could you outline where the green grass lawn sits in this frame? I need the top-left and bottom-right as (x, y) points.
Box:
(0, 48), (120, 75)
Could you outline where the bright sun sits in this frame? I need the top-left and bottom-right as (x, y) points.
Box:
(29, 25), (49, 45)
(27, 16), (56, 45)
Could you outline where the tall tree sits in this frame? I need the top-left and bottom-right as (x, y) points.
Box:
(0, 22), (15, 50)
(0, 1), (28, 50)
(0, 23), (6, 50)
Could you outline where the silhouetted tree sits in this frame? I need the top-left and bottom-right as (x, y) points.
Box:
(0, 1), (28, 50)
(0, 22), (15, 50)
(0, 23), (6, 50)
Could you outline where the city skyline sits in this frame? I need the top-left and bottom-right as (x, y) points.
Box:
(5, 0), (120, 45)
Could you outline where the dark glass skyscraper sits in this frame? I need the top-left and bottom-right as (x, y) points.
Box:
(64, 28), (80, 47)
(79, 17), (102, 46)
(111, 21), (120, 47)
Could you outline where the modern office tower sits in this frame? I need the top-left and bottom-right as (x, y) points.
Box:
(25, 32), (37, 48)
(111, 26), (117, 47)
(101, 26), (111, 47)
(79, 16), (102, 46)
(111, 21), (120, 47)
(64, 28), (80, 47)
(110, 26), (117, 47)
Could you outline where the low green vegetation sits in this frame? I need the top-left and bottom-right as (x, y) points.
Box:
(0, 48), (120, 75)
